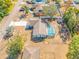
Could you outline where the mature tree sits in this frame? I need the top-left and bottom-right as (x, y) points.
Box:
(0, 0), (14, 21)
(67, 35), (79, 59)
(63, 7), (79, 35)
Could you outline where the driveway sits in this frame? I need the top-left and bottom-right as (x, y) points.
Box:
(0, 0), (23, 41)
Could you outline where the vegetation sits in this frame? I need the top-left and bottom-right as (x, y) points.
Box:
(0, 0), (17, 21)
(63, 7), (79, 59)
(43, 5), (57, 17)
(21, 5), (29, 14)
(67, 35), (79, 59)
(55, 0), (61, 3)
(63, 7), (79, 35)
(7, 35), (24, 59)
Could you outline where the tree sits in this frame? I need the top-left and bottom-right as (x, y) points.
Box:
(7, 35), (24, 59)
(55, 0), (61, 4)
(63, 7), (79, 35)
(0, 0), (15, 21)
(43, 5), (57, 17)
(67, 35), (79, 59)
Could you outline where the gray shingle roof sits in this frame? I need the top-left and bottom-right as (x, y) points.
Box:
(32, 20), (48, 37)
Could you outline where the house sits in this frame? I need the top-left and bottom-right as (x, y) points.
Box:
(32, 20), (48, 42)
(74, 0), (79, 4)
(32, 18), (56, 42)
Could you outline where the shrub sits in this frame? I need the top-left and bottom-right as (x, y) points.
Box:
(67, 35), (79, 59)
(7, 35), (24, 59)
(63, 7), (79, 35)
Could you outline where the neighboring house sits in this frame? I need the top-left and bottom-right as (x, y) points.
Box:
(32, 0), (47, 4)
(27, 0), (53, 3)
(74, 0), (79, 4)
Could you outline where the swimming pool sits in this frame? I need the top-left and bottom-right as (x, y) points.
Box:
(36, 0), (42, 2)
(47, 24), (56, 36)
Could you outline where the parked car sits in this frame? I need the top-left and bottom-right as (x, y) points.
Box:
(26, 1), (35, 4)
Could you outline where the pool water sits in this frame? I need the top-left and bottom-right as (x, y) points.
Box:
(36, 0), (42, 2)
(47, 24), (56, 36)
